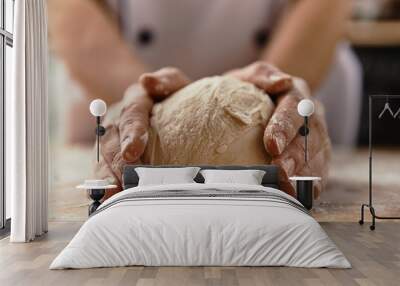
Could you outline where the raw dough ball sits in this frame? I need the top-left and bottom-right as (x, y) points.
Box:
(143, 76), (275, 165)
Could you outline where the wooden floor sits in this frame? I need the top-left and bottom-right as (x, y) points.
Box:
(0, 222), (399, 286)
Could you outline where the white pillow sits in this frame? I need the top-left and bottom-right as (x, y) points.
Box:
(135, 167), (200, 186)
(200, 169), (266, 185)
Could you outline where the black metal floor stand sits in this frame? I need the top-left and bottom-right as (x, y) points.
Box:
(359, 95), (400, 230)
(359, 203), (400, 230)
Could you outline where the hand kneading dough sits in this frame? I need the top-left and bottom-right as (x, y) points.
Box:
(143, 76), (275, 165)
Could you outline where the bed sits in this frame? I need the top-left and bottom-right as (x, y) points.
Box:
(50, 165), (350, 269)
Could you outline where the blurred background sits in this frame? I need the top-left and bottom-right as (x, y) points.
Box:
(46, 0), (400, 221)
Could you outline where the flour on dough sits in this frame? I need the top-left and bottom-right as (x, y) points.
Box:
(143, 76), (275, 165)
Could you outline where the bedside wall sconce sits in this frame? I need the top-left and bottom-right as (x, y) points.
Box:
(297, 99), (315, 163)
(290, 99), (317, 210)
(90, 99), (107, 162)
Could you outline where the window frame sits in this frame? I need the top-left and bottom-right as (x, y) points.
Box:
(0, 0), (13, 234)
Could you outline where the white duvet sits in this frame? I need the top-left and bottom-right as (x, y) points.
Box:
(50, 183), (350, 269)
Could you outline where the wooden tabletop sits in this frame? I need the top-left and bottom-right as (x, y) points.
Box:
(347, 20), (400, 46)
(49, 146), (400, 222)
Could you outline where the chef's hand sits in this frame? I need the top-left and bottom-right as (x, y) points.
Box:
(226, 62), (293, 95)
(227, 62), (331, 198)
(120, 67), (191, 162)
(94, 67), (190, 197)
(265, 81), (331, 199)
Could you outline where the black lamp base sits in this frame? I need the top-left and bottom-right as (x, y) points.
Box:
(296, 180), (313, 210)
(88, 189), (105, 215)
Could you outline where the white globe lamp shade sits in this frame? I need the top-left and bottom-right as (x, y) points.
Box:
(297, 99), (315, 117)
(90, 99), (107, 117)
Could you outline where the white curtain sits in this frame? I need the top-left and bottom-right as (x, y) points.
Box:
(8, 0), (49, 242)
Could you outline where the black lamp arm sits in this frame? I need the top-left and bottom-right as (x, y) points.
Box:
(298, 116), (309, 163)
(95, 116), (106, 162)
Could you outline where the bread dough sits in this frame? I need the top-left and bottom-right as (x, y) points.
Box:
(143, 76), (275, 165)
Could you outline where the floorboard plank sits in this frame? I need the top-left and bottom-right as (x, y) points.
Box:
(0, 222), (399, 286)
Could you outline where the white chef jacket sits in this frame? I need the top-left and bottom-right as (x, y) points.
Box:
(107, 0), (362, 145)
